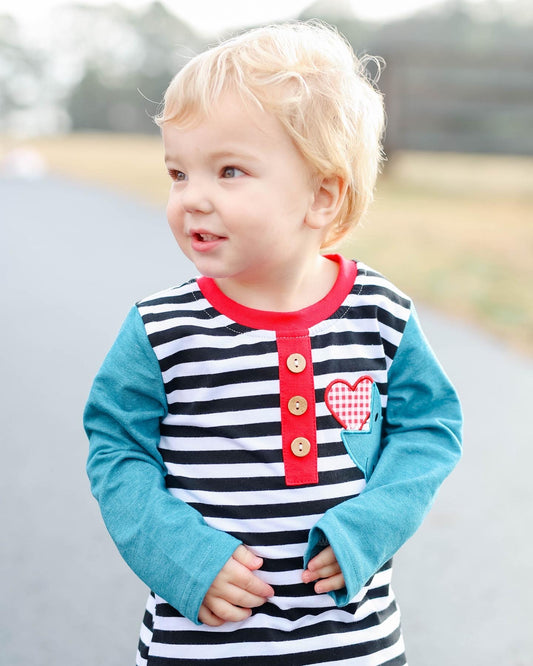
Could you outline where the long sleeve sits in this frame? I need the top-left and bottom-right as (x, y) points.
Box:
(304, 307), (463, 605)
(84, 306), (241, 624)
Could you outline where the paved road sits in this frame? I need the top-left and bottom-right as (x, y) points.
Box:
(1, 175), (532, 665)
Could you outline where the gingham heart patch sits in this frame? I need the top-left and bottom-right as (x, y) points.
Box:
(325, 376), (374, 431)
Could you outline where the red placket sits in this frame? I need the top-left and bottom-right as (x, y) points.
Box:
(276, 331), (318, 486)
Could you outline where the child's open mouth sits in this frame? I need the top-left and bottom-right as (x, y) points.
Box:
(190, 231), (225, 252)
(194, 233), (221, 242)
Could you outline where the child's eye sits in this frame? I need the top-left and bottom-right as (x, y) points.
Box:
(168, 169), (187, 182)
(221, 166), (245, 179)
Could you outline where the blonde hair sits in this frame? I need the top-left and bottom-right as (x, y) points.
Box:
(155, 21), (385, 248)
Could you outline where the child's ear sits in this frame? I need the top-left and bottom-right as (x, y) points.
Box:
(306, 175), (347, 230)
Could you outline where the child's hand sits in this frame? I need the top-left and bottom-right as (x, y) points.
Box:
(302, 546), (346, 594)
(198, 545), (274, 626)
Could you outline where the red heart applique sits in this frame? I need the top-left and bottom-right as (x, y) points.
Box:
(325, 376), (374, 431)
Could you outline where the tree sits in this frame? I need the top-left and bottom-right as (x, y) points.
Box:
(64, 1), (203, 132)
(0, 14), (48, 133)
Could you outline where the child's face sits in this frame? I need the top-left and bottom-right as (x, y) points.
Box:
(162, 93), (323, 299)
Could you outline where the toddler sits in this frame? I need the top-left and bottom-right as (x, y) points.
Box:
(84, 20), (462, 665)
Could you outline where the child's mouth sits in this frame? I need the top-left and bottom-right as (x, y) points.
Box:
(190, 231), (225, 252)
(195, 233), (220, 242)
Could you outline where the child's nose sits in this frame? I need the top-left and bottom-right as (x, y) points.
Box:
(181, 180), (214, 215)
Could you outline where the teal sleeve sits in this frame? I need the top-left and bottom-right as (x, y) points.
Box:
(84, 306), (241, 624)
(305, 307), (463, 605)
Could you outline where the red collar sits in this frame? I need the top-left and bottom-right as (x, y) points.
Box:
(197, 254), (357, 332)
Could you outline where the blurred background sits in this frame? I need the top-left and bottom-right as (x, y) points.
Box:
(1, 1), (532, 665)
(2, 0), (532, 350)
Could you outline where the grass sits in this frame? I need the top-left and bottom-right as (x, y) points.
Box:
(3, 133), (532, 354)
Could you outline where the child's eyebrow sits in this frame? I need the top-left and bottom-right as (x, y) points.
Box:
(207, 148), (259, 163)
(164, 147), (260, 166)
(164, 152), (181, 165)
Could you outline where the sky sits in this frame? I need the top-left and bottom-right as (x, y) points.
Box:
(0, 0), (522, 36)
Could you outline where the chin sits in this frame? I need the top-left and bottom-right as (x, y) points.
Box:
(193, 264), (231, 280)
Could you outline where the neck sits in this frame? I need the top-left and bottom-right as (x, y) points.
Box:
(214, 255), (339, 312)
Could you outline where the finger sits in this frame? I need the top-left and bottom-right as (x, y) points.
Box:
(224, 554), (274, 599)
(314, 572), (346, 594)
(302, 560), (341, 584)
(306, 546), (337, 571)
(313, 561), (342, 580)
(204, 596), (253, 624)
(209, 561), (274, 605)
(241, 572), (274, 600)
(302, 568), (320, 584)
(198, 604), (226, 627)
(232, 545), (264, 571)
(302, 546), (340, 583)
(213, 584), (271, 610)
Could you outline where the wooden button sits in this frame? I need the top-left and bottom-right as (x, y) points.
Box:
(290, 437), (311, 457)
(288, 396), (308, 416)
(287, 353), (306, 373)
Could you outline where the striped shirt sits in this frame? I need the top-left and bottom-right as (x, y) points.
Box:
(85, 255), (462, 666)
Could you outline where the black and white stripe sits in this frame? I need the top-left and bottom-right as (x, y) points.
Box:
(135, 263), (411, 665)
